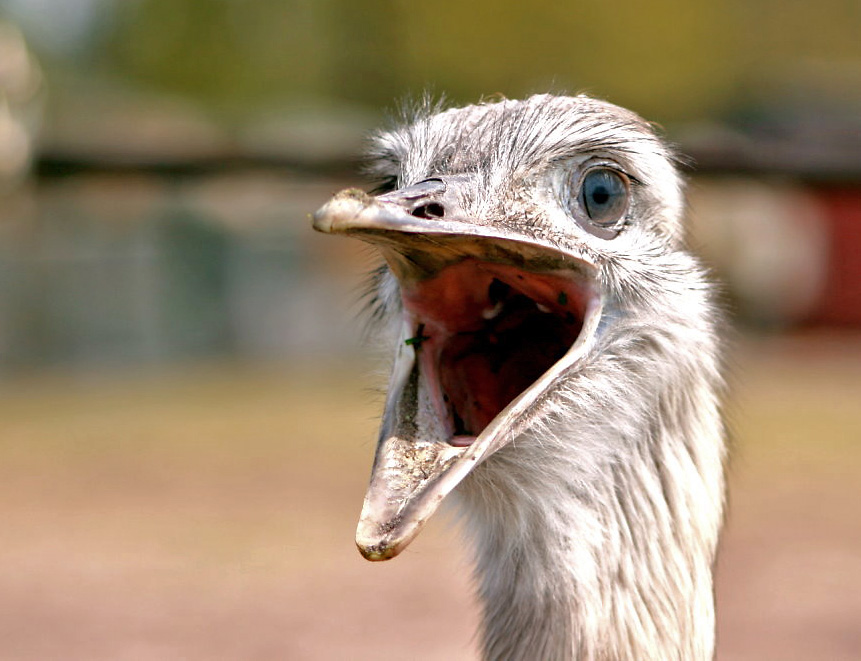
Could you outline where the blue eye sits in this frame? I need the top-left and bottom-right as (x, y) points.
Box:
(578, 168), (629, 230)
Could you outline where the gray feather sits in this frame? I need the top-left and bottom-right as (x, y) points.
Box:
(363, 94), (726, 660)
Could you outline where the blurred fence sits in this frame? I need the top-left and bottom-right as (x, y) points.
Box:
(0, 168), (372, 372)
(1, 97), (860, 373)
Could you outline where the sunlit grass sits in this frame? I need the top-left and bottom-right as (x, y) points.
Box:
(0, 334), (858, 659)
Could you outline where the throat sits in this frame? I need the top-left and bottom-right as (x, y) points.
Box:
(458, 442), (718, 661)
(457, 449), (585, 659)
(464, 476), (580, 660)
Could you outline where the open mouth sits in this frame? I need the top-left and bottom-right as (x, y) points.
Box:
(312, 186), (602, 559)
(402, 259), (588, 446)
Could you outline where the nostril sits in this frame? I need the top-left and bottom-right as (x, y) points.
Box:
(411, 203), (445, 219)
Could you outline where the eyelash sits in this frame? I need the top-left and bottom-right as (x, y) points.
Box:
(370, 175), (398, 195)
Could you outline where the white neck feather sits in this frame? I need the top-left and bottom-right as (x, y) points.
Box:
(455, 302), (725, 660)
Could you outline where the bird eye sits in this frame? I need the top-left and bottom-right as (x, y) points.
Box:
(577, 168), (629, 231)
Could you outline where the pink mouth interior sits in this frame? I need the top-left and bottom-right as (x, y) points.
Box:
(401, 259), (587, 446)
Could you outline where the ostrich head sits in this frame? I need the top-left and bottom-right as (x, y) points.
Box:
(313, 94), (726, 660)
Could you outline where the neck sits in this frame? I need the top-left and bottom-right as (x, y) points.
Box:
(456, 323), (725, 660)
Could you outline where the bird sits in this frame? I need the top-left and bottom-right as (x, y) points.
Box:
(312, 94), (726, 661)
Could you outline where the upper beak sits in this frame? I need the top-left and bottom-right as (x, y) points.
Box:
(312, 180), (602, 560)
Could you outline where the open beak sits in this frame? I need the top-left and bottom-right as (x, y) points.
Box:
(312, 179), (603, 560)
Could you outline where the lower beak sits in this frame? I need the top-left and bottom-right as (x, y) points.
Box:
(313, 188), (602, 560)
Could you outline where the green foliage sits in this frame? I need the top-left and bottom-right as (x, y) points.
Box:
(95, 0), (861, 122)
(103, 0), (333, 111)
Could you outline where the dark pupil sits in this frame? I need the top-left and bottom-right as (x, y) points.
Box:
(591, 186), (610, 206)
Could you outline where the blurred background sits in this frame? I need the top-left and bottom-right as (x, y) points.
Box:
(0, 1), (858, 659)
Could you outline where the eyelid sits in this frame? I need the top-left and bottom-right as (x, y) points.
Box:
(572, 155), (639, 184)
(625, 172), (643, 187)
(580, 163), (636, 185)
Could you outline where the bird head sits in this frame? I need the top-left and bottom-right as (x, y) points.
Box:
(312, 94), (694, 561)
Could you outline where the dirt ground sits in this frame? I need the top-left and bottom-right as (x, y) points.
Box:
(0, 333), (858, 660)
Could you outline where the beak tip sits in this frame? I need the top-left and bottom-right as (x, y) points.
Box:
(356, 541), (399, 562)
(356, 509), (417, 562)
(311, 188), (376, 235)
(310, 212), (331, 233)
